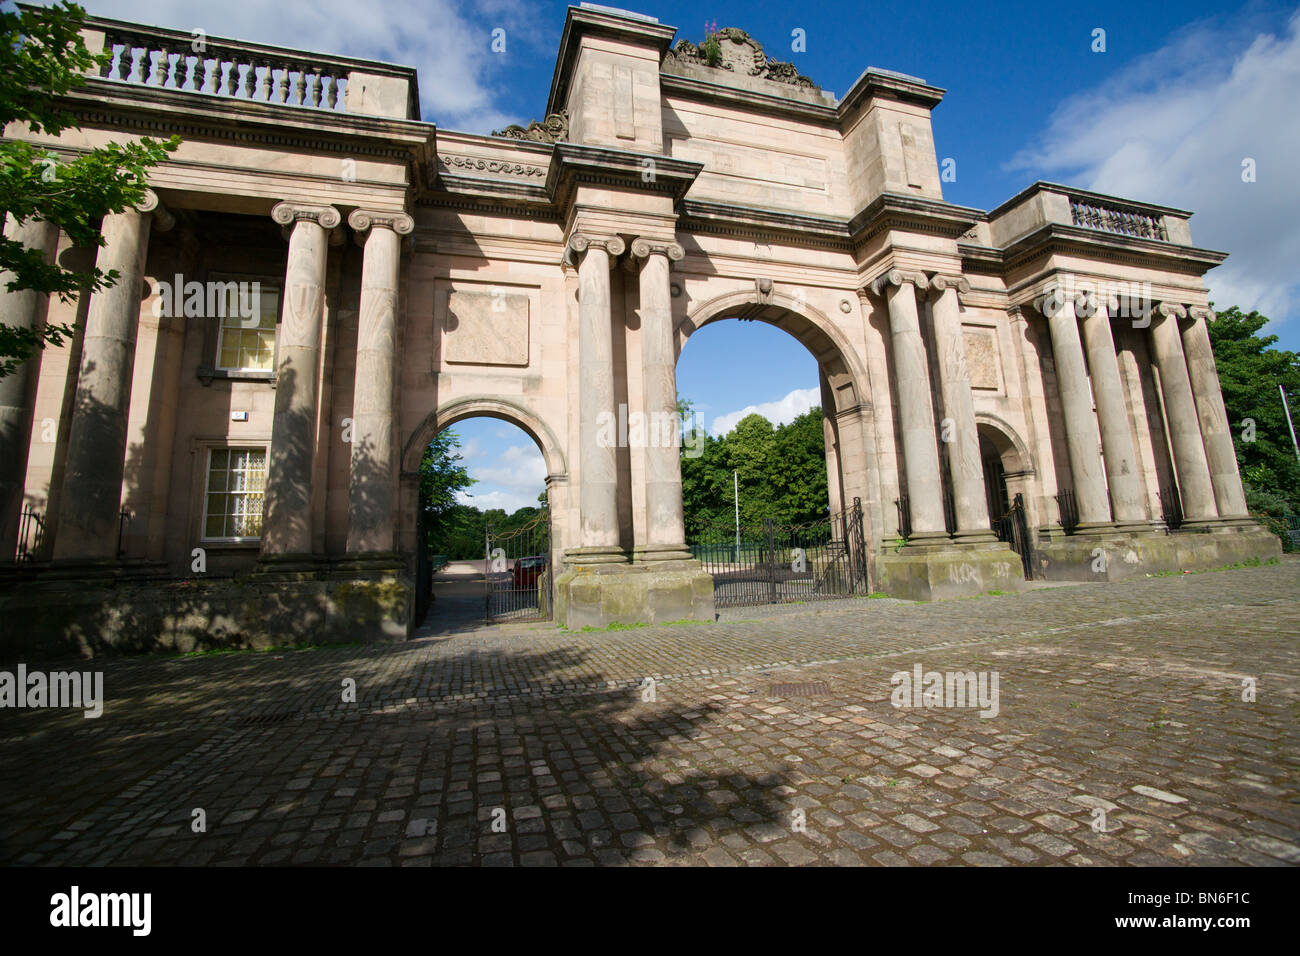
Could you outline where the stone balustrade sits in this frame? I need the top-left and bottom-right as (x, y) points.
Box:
(75, 12), (420, 120)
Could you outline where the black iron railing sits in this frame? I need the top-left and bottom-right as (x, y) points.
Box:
(485, 508), (552, 623)
(16, 506), (44, 562)
(895, 495), (912, 541)
(689, 499), (868, 608)
(993, 493), (1035, 580)
(1055, 488), (1079, 534)
(1159, 485), (1184, 531)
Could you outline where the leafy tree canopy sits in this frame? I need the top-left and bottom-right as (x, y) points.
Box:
(1, 1), (178, 377)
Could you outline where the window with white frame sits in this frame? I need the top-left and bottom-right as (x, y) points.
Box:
(214, 280), (281, 371)
(203, 448), (267, 541)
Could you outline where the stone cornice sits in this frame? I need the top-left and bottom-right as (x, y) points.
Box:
(546, 6), (677, 118)
(837, 67), (946, 117)
(61, 79), (434, 155)
(677, 199), (852, 250)
(545, 143), (703, 211)
(1000, 223), (1228, 276)
(848, 193), (982, 246)
(659, 73), (840, 126)
(272, 202), (341, 229)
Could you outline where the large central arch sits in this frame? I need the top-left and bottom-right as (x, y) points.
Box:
(674, 288), (884, 581)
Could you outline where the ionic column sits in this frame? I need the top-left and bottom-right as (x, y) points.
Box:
(569, 233), (625, 558)
(1149, 302), (1218, 521)
(345, 209), (413, 554)
(927, 273), (992, 540)
(1034, 285), (1109, 527)
(1183, 308), (1249, 518)
(630, 238), (690, 561)
(0, 217), (60, 563)
(53, 192), (167, 561)
(872, 269), (945, 538)
(1076, 291), (1147, 526)
(260, 202), (339, 556)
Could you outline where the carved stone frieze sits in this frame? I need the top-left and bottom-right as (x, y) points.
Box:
(440, 154), (546, 177)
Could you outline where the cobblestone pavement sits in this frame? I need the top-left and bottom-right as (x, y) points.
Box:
(1, 560), (1297, 866)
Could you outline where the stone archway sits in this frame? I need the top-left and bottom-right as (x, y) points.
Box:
(975, 413), (1035, 525)
(674, 289), (883, 572)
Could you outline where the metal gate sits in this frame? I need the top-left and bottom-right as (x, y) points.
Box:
(689, 498), (869, 608)
(994, 492), (1035, 580)
(484, 508), (553, 623)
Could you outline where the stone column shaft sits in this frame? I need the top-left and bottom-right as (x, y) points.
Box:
(1150, 304), (1218, 521)
(874, 270), (944, 536)
(345, 210), (412, 554)
(53, 201), (155, 561)
(1037, 287), (1109, 526)
(261, 202), (339, 556)
(572, 234), (625, 555)
(1078, 295), (1146, 524)
(631, 238), (688, 559)
(928, 275), (991, 538)
(1183, 310), (1249, 518)
(0, 217), (60, 562)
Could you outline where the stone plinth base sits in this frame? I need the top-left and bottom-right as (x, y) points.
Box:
(0, 562), (413, 659)
(1036, 521), (1281, 582)
(555, 557), (715, 629)
(876, 539), (1026, 601)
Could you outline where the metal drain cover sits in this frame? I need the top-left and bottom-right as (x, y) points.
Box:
(769, 681), (829, 698)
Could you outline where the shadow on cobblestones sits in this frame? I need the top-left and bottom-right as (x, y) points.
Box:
(0, 644), (793, 866)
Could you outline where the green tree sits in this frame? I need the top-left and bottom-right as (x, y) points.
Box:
(679, 404), (829, 534)
(1206, 306), (1300, 503)
(419, 429), (475, 549)
(1, 2), (178, 377)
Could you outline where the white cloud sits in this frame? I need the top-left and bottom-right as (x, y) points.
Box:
(1007, 7), (1300, 330)
(454, 441), (545, 513)
(87, 0), (548, 132)
(710, 387), (820, 437)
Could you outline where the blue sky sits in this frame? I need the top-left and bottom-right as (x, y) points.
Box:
(82, 0), (1300, 511)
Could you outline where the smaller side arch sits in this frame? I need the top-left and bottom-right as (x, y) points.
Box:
(401, 395), (568, 479)
(975, 413), (1033, 476)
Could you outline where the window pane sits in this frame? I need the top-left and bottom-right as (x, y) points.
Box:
(205, 448), (265, 539)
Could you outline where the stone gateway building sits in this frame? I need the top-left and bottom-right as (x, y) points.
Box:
(0, 5), (1278, 655)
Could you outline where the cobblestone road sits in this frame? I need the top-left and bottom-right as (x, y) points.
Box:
(1, 560), (1297, 866)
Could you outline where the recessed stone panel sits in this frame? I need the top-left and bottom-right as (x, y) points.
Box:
(441, 288), (530, 367)
(963, 325), (1002, 391)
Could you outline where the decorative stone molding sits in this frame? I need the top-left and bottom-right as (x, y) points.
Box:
(755, 276), (775, 304)
(567, 233), (625, 264)
(440, 154), (546, 177)
(1188, 307), (1216, 323)
(928, 273), (971, 296)
(348, 209), (415, 241)
(868, 268), (928, 298)
(271, 202), (342, 230)
(630, 238), (685, 262)
(1155, 301), (1188, 321)
(665, 28), (818, 90)
(1006, 304), (1025, 321)
(492, 109), (568, 144)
